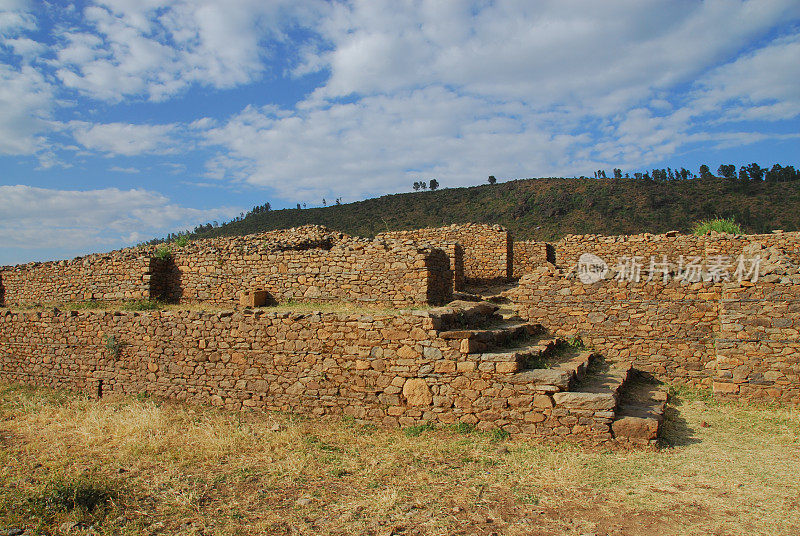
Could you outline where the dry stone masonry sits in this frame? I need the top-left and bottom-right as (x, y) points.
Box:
(0, 222), (798, 444)
(507, 240), (800, 405)
(1, 225), (454, 309)
(0, 302), (664, 444)
(0, 252), (153, 306)
(378, 223), (511, 281)
(513, 241), (552, 277)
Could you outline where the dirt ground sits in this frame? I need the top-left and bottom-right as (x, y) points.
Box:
(0, 382), (798, 536)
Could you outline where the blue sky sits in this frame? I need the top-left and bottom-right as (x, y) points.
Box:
(1, 0), (799, 265)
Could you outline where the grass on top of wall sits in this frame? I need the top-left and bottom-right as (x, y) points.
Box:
(0, 382), (798, 536)
(691, 217), (744, 236)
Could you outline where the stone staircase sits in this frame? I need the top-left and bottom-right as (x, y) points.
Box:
(436, 298), (668, 446)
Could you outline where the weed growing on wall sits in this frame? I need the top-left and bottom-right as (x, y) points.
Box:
(102, 335), (125, 359)
(154, 246), (172, 260)
(692, 218), (743, 236)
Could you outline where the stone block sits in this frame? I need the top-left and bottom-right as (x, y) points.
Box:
(713, 381), (740, 394)
(239, 289), (272, 307)
(553, 392), (616, 410)
(612, 416), (659, 441)
(403, 378), (433, 406)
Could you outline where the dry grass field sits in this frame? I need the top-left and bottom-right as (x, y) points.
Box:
(0, 382), (798, 536)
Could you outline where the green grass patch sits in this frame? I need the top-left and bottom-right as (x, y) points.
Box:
(1, 473), (124, 530)
(404, 423), (436, 437)
(450, 422), (475, 434)
(120, 298), (165, 311)
(692, 217), (743, 236)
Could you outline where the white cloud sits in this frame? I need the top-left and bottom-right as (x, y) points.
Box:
(69, 121), (181, 156)
(51, 0), (326, 102)
(307, 0), (800, 113)
(0, 0), (36, 37)
(4, 36), (45, 58)
(195, 0), (800, 200)
(109, 165), (140, 173)
(0, 185), (241, 254)
(691, 34), (800, 122)
(202, 87), (587, 201)
(0, 63), (54, 155)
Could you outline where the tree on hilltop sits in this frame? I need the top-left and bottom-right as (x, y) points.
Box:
(488, 175), (497, 185)
(718, 164), (736, 179)
(429, 179), (439, 190)
(746, 163), (764, 181)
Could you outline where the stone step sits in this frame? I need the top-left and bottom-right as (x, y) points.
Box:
(553, 358), (632, 412)
(451, 291), (483, 302)
(439, 322), (543, 354)
(495, 304), (519, 321)
(505, 348), (596, 393)
(429, 300), (499, 331)
(465, 337), (558, 374)
(611, 370), (669, 445)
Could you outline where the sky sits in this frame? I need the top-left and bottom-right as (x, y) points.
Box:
(1, 0), (799, 265)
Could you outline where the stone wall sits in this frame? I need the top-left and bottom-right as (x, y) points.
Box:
(715, 281), (800, 404)
(154, 235), (453, 307)
(0, 307), (610, 439)
(0, 253), (153, 306)
(507, 261), (800, 404)
(507, 267), (721, 385)
(513, 241), (552, 277)
(438, 242), (465, 291)
(0, 225), (454, 308)
(378, 223), (512, 281)
(553, 231), (800, 269)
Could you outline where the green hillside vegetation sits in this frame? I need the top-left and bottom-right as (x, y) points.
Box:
(170, 175), (800, 244)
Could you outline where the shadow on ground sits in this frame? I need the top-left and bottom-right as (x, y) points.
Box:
(658, 393), (700, 447)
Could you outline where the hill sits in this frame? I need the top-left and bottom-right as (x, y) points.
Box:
(186, 177), (800, 242)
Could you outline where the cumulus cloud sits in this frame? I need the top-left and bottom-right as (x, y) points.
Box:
(0, 64), (54, 155)
(691, 34), (800, 122)
(68, 121), (181, 156)
(202, 87), (587, 201)
(0, 185), (241, 256)
(0, 0), (55, 158)
(197, 0), (800, 199)
(307, 0), (800, 110)
(51, 0), (326, 102)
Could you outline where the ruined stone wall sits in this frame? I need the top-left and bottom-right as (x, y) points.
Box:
(715, 280), (800, 404)
(508, 264), (800, 404)
(554, 231), (800, 269)
(0, 226), (454, 308)
(508, 269), (721, 385)
(513, 241), (552, 277)
(0, 253), (153, 306)
(436, 243), (465, 291)
(0, 308), (610, 438)
(155, 237), (452, 307)
(378, 224), (512, 281)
